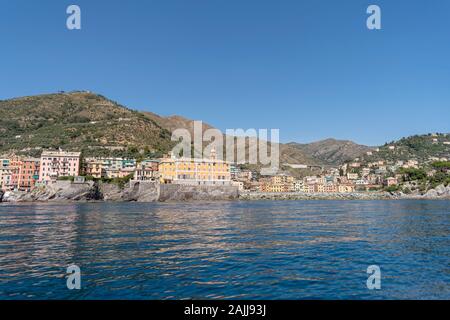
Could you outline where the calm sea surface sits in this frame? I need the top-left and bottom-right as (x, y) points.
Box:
(0, 200), (449, 300)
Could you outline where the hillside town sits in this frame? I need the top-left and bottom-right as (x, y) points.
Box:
(1, 138), (449, 196)
(0, 149), (233, 192)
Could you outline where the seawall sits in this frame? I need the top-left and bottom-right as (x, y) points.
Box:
(159, 184), (239, 202)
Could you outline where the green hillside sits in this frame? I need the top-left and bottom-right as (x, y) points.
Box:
(0, 91), (328, 166)
(1, 92), (447, 170)
(0, 91), (174, 159)
(360, 134), (450, 164)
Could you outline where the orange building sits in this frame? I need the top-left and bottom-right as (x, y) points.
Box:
(2, 157), (40, 191)
(18, 159), (40, 191)
(9, 158), (21, 190)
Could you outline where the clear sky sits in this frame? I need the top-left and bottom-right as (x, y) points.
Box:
(1, 0), (449, 146)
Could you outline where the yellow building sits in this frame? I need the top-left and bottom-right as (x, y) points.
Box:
(323, 184), (338, 193)
(159, 150), (231, 186)
(302, 183), (338, 193)
(338, 184), (356, 193)
(84, 158), (103, 178)
(260, 174), (294, 193)
(302, 184), (316, 193)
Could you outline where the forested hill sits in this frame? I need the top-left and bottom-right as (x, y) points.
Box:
(0, 92), (174, 158)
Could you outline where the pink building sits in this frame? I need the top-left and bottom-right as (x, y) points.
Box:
(39, 151), (81, 184)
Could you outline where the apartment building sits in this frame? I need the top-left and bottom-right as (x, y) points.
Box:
(9, 158), (22, 190)
(0, 166), (12, 191)
(84, 158), (136, 179)
(159, 150), (231, 186)
(294, 180), (304, 192)
(302, 184), (316, 193)
(260, 174), (295, 193)
(134, 160), (159, 181)
(17, 158), (40, 191)
(384, 177), (398, 187)
(338, 184), (356, 193)
(84, 158), (103, 178)
(347, 173), (359, 180)
(39, 151), (81, 183)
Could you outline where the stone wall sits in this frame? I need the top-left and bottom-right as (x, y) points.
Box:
(99, 181), (159, 202)
(159, 184), (239, 202)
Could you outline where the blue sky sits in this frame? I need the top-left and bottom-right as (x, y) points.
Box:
(1, 0), (449, 146)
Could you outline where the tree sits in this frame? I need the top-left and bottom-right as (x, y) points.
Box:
(398, 168), (427, 181)
(431, 161), (450, 173)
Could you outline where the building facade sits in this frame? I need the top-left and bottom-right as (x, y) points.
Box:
(0, 166), (12, 191)
(260, 174), (295, 193)
(83, 157), (136, 179)
(39, 151), (81, 183)
(134, 160), (160, 181)
(17, 158), (40, 191)
(159, 150), (231, 186)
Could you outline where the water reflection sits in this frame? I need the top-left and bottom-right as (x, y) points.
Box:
(0, 200), (449, 299)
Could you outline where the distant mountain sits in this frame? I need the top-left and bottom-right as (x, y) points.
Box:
(143, 111), (320, 166)
(142, 112), (215, 137)
(287, 138), (373, 166)
(2, 92), (446, 169)
(0, 92), (319, 165)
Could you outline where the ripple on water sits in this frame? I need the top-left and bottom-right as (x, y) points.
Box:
(0, 200), (449, 299)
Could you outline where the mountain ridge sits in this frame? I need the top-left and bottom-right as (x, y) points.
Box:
(2, 91), (445, 168)
(286, 138), (373, 166)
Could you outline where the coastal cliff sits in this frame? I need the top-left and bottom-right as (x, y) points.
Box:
(421, 184), (450, 198)
(1, 181), (99, 202)
(0, 181), (160, 203)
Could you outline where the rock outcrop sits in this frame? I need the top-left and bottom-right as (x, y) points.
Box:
(422, 184), (450, 199)
(1, 181), (98, 202)
(2, 180), (239, 203)
(1, 180), (160, 203)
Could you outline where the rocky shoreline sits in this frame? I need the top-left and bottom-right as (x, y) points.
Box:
(239, 191), (449, 201)
(1, 181), (449, 203)
(240, 184), (450, 201)
(0, 180), (239, 203)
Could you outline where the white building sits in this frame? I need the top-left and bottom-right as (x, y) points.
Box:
(347, 173), (359, 180)
(294, 180), (304, 192)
